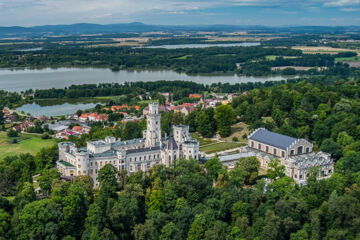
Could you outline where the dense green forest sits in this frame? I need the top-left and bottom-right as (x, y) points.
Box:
(0, 45), (353, 75)
(2, 74), (360, 239)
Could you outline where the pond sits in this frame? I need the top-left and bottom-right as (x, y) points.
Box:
(16, 99), (107, 117)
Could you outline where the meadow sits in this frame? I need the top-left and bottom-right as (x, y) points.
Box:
(0, 131), (57, 160)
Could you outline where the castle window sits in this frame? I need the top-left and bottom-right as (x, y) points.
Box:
(147, 163), (150, 168)
(135, 157), (137, 162)
(299, 175), (303, 179)
(91, 169), (93, 175)
(130, 165), (133, 171)
(90, 162), (93, 166)
(140, 157), (142, 161)
(273, 149), (277, 155)
(328, 169), (332, 174)
(290, 150), (294, 156)
(95, 162), (98, 166)
(78, 165), (81, 168)
(258, 144), (261, 150)
(281, 151), (285, 158)
(95, 169), (98, 174)
(251, 141), (254, 148)
(294, 174), (297, 179)
(266, 146), (269, 152)
(306, 147), (310, 153)
(100, 162), (103, 167)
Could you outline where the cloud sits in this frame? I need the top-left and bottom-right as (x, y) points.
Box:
(340, 7), (360, 10)
(324, 0), (360, 6)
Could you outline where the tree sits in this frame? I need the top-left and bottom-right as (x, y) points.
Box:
(133, 220), (158, 240)
(7, 128), (18, 137)
(235, 157), (260, 185)
(38, 168), (60, 195)
(98, 164), (118, 193)
(261, 210), (281, 240)
(215, 105), (235, 137)
(160, 222), (181, 240)
(205, 157), (225, 181)
(121, 121), (142, 140)
(204, 220), (229, 240)
(336, 151), (360, 173)
(187, 214), (207, 240)
(320, 139), (342, 160)
(14, 199), (63, 240)
(197, 108), (216, 138)
(61, 181), (93, 238)
(267, 158), (285, 180)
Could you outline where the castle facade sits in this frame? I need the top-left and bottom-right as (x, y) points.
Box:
(57, 102), (199, 187)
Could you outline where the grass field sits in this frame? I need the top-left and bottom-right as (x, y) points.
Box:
(265, 55), (299, 60)
(0, 132), (57, 160)
(335, 56), (360, 62)
(200, 142), (244, 154)
(221, 122), (250, 144)
(176, 55), (192, 60)
(190, 132), (216, 146)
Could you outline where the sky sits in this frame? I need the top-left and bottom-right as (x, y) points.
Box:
(0, 0), (360, 27)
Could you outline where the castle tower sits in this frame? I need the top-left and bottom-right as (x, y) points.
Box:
(145, 102), (161, 148)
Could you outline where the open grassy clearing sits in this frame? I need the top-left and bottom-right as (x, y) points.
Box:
(200, 142), (244, 154)
(0, 131), (57, 160)
(190, 132), (216, 146)
(265, 55), (299, 60)
(335, 56), (360, 62)
(221, 122), (250, 144)
(176, 55), (192, 60)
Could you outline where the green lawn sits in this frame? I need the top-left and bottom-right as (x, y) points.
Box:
(0, 132), (57, 160)
(176, 55), (192, 60)
(221, 122), (250, 144)
(265, 55), (278, 61)
(190, 132), (216, 146)
(200, 142), (244, 154)
(266, 55), (299, 61)
(335, 56), (360, 62)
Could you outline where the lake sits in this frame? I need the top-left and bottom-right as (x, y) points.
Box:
(16, 99), (106, 117)
(0, 68), (293, 92)
(140, 42), (260, 49)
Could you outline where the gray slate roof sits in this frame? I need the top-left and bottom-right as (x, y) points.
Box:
(249, 128), (297, 150)
(167, 137), (178, 150)
(126, 146), (161, 155)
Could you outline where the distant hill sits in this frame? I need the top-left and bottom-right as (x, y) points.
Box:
(0, 22), (360, 37)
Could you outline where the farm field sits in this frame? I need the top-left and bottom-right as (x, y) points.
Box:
(292, 46), (360, 55)
(0, 131), (57, 160)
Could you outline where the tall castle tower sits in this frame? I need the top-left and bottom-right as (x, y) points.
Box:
(145, 102), (162, 148)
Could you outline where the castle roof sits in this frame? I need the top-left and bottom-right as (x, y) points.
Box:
(126, 146), (161, 155)
(167, 137), (178, 150)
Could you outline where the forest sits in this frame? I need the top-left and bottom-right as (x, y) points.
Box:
(2, 72), (360, 239)
(0, 45), (353, 76)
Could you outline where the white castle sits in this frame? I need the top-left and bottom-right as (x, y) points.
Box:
(57, 102), (200, 187)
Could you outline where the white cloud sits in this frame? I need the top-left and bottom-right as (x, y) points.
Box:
(324, 0), (360, 6)
(340, 7), (360, 10)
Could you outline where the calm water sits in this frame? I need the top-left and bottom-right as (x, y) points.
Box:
(0, 68), (291, 92)
(16, 101), (101, 117)
(140, 42), (260, 49)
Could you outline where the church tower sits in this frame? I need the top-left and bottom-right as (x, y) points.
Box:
(145, 102), (161, 148)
